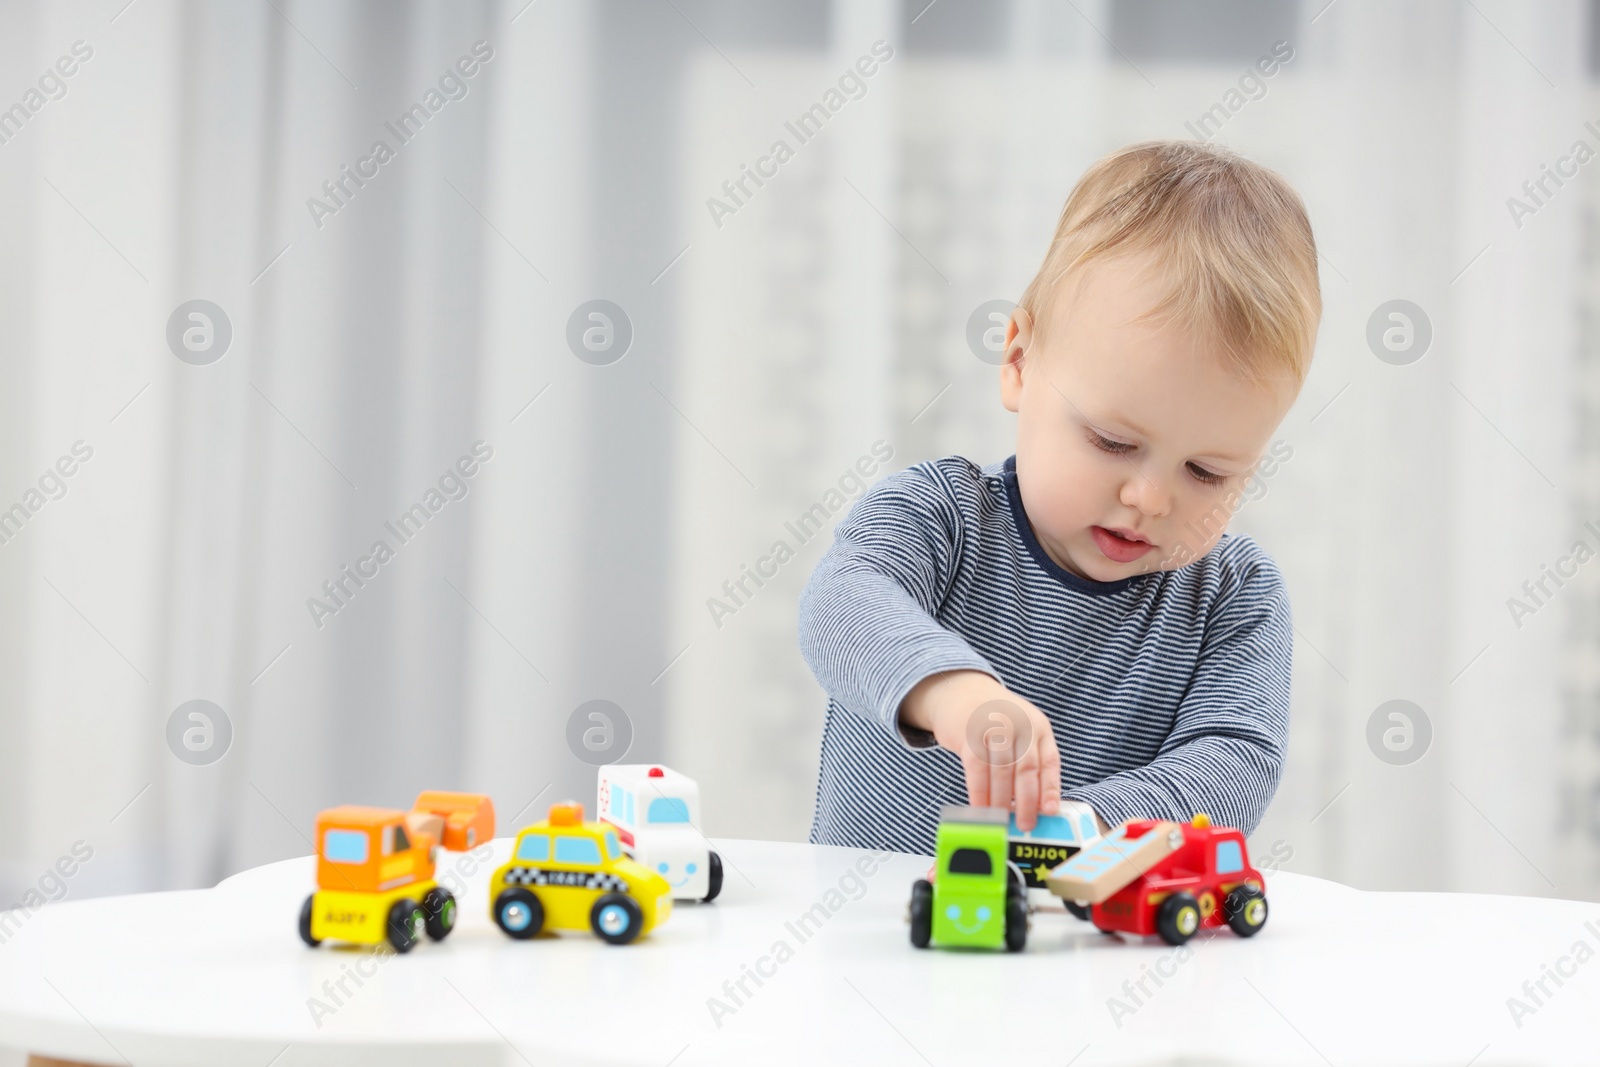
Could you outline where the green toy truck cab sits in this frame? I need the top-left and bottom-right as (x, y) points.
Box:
(909, 806), (1028, 951)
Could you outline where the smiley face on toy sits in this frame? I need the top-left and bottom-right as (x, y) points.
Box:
(943, 902), (995, 936)
(655, 859), (700, 891)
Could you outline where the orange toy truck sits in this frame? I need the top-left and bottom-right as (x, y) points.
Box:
(1045, 814), (1267, 946)
(298, 791), (495, 953)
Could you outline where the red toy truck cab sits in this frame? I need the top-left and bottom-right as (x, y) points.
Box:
(1047, 814), (1268, 946)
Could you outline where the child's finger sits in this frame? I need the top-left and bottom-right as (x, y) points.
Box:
(1014, 745), (1040, 831)
(983, 700), (1027, 813)
(962, 748), (990, 812)
(1038, 712), (1062, 813)
(987, 742), (1014, 814)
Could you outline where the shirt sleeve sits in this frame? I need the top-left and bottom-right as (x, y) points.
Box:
(796, 464), (1001, 749)
(1062, 554), (1293, 835)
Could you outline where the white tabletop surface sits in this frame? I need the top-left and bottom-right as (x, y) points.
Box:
(0, 836), (1596, 1066)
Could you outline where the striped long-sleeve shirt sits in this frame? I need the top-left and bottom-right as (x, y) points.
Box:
(799, 454), (1292, 856)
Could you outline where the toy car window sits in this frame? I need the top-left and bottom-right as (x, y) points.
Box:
(392, 825), (411, 854)
(948, 847), (993, 876)
(1214, 840), (1244, 874)
(1017, 813), (1071, 841)
(647, 797), (690, 824)
(324, 829), (368, 864)
(1080, 813), (1097, 840)
(1043, 814), (1074, 842)
(604, 831), (621, 859)
(555, 835), (602, 866)
(515, 834), (550, 862)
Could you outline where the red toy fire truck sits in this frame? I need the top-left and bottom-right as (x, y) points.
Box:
(1045, 813), (1267, 945)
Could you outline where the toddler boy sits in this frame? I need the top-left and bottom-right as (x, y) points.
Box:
(799, 140), (1320, 854)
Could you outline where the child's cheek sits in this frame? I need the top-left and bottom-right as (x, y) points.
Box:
(1044, 462), (1095, 530)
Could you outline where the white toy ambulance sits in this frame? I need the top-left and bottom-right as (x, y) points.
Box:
(596, 764), (722, 902)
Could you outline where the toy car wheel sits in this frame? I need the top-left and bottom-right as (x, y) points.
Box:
(590, 892), (644, 945)
(1224, 885), (1268, 937)
(703, 850), (724, 903)
(908, 879), (933, 948)
(1064, 900), (1091, 922)
(1155, 892), (1201, 946)
(494, 888), (544, 940)
(386, 898), (425, 954)
(1004, 893), (1028, 952)
(422, 887), (457, 941)
(298, 894), (321, 947)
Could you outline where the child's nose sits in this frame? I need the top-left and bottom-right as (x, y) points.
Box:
(1119, 473), (1172, 518)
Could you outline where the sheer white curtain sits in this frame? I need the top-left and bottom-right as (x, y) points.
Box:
(0, 0), (575, 898)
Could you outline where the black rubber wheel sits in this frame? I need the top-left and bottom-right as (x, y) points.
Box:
(494, 887), (544, 940)
(703, 851), (724, 902)
(1154, 892), (1201, 946)
(423, 886), (457, 941)
(385, 898), (424, 954)
(1224, 885), (1268, 937)
(1007, 868), (1026, 903)
(908, 879), (933, 948)
(590, 892), (644, 945)
(1064, 900), (1091, 922)
(1005, 892), (1028, 952)
(298, 894), (321, 947)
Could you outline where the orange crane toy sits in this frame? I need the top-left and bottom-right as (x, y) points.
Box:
(298, 791), (495, 953)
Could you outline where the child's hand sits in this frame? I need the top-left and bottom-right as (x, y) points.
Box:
(900, 670), (1062, 831)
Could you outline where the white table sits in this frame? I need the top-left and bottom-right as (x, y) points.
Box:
(0, 837), (1594, 1066)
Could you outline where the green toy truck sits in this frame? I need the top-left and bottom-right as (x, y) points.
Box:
(908, 806), (1028, 951)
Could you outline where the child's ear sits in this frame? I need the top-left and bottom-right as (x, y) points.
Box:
(1000, 307), (1033, 413)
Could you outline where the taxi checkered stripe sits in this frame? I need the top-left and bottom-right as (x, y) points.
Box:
(502, 866), (628, 892)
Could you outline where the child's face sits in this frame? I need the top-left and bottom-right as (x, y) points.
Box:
(1001, 254), (1298, 582)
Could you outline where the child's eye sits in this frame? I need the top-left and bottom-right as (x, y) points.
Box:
(1187, 462), (1227, 486)
(1088, 430), (1134, 455)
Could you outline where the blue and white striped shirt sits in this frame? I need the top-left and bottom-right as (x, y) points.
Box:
(800, 455), (1292, 856)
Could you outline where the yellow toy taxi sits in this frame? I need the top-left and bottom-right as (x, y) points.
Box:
(490, 800), (672, 945)
(298, 791), (494, 953)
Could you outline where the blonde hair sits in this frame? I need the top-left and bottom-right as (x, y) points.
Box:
(1017, 140), (1320, 385)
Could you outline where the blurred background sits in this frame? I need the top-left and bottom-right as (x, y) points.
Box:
(0, 0), (1594, 907)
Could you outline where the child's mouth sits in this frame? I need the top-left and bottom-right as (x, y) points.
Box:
(1090, 525), (1154, 564)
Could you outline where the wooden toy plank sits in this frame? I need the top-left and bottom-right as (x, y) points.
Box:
(1045, 820), (1185, 903)
(405, 810), (446, 844)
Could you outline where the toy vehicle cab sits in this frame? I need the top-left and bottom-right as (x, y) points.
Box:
(298, 791), (494, 953)
(1045, 813), (1268, 946)
(908, 806), (1028, 952)
(597, 764), (722, 902)
(1007, 799), (1102, 894)
(490, 801), (672, 945)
